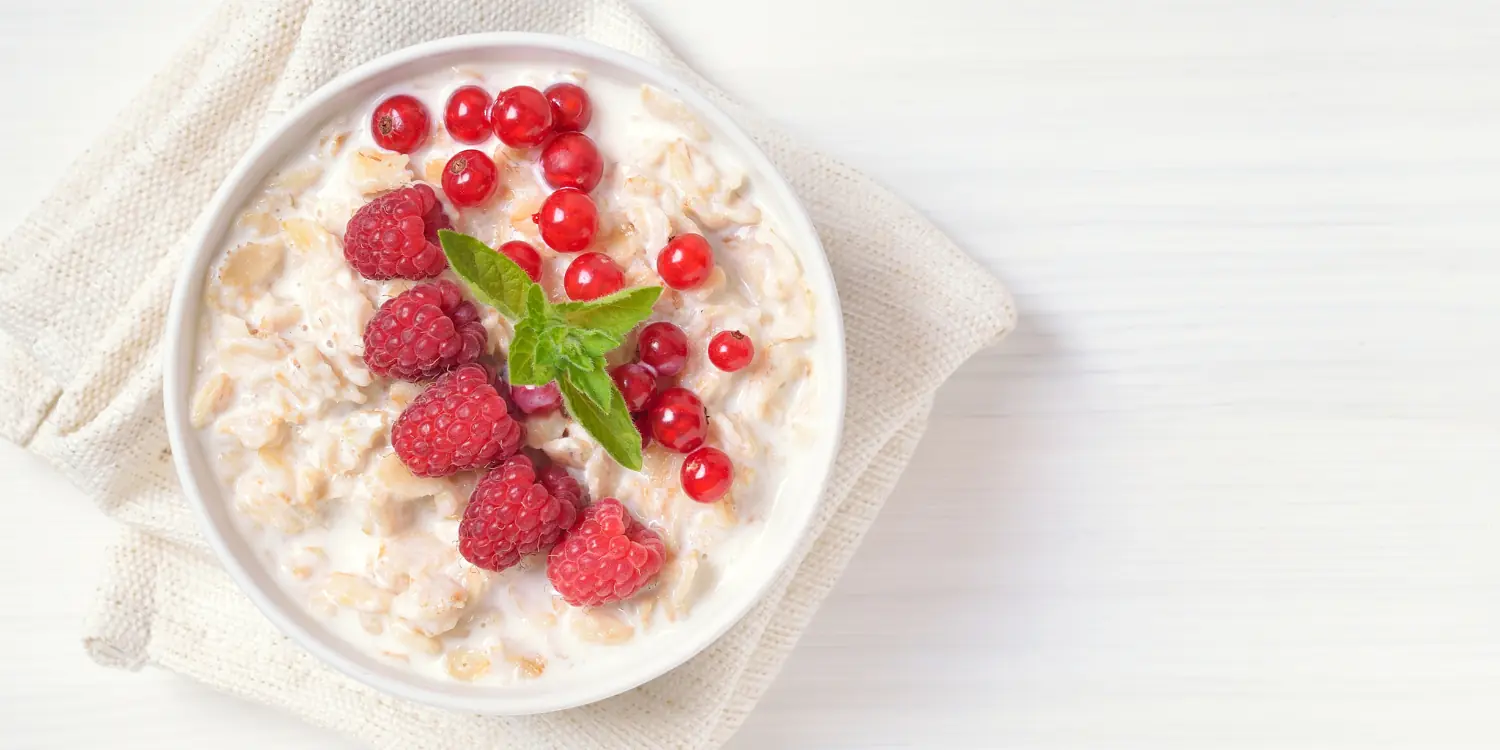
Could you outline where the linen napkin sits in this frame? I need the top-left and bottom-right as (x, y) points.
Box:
(0, 0), (1015, 746)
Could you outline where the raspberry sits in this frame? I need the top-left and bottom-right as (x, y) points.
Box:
(391, 364), (522, 477)
(538, 463), (584, 505)
(460, 455), (581, 572)
(363, 280), (486, 381)
(547, 498), (666, 606)
(343, 184), (452, 279)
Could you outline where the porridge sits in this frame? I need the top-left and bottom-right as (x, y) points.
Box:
(192, 63), (818, 684)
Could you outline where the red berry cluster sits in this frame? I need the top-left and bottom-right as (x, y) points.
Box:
(358, 84), (666, 605)
(373, 83), (628, 300)
(487, 83), (618, 299)
(611, 320), (756, 503)
(368, 82), (608, 219)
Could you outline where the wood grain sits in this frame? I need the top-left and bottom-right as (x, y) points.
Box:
(3, 0), (1499, 747)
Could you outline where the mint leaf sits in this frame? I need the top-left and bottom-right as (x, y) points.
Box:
(554, 287), (663, 338)
(522, 284), (552, 326)
(565, 362), (615, 414)
(507, 319), (555, 386)
(434, 236), (653, 471)
(577, 330), (621, 358)
(554, 329), (615, 372)
(555, 334), (595, 372)
(532, 346), (560, 375)
(558, 375), (642, 470)
(440, 230), (535, 320)
(538, 325), (570, 370)
(516, 285), (564, 383)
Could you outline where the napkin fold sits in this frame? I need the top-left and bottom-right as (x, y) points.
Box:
(0, 0), (1014, 747)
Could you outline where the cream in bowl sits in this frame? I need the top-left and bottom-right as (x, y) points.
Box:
(166, 34), (844, 713)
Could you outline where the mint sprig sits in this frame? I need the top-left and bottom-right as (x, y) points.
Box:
(554, 287), (664, 338)
(558, 372), (642, 471)
(439, 230), (533, 319)
(565, 365), (615, 414)
(438, 230), (661, 471)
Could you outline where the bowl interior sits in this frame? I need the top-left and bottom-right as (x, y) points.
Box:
(164, 33), (845, 714)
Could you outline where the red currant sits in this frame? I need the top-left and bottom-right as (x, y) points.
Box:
(498, 240), (542, 282)
(533, 188), (598, 253)
(610, 363), (658, 412)
(544, 82), (592, 132)
(657, 233), (715, 290)
(680, 446), (733, 502)
(492, 86), (554, 148)
(637, 322), (689, 377)
(540, 132), (604, 192)
(509, 382), (562, 416)
(708, 330), (754, 372)
(648, 387), (707, 453)
(371, 94), (429, 153)
(440, 149), (497, 207)
(564, 252), (625, 301)
(443, 85), (491, 144)
(633, 411), (654, 450)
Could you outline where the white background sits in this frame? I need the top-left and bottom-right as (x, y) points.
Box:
(4, 0), (1500, 747)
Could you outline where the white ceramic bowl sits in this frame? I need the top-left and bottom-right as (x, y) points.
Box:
(162, 33), (845, 714)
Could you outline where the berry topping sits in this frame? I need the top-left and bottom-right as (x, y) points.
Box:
(648, 386), (707, 453)
(656, 233), (715, 290)
(540, 132), (604, 192)
(533, 187), (598, 253)
(371, 94), (429, 153)
(391, 364), (522, 477)
(443, 85), (492, 144)
(636, 321), (689, 377)
(544, 82), (592, 132)
(440, 149), (498, 208)
(498, 240), (543, 282)
(610, 363), (658, 413)
(680, 446), (733, 503)
(343, 184), (452, 279)
(460, 454), (581, 572)
(362, 280), (486, 381)
(633, 411), (653, 450)
(547, 498), (665, 606)
(538, 463), (584, 505)
(708, 330), (754, 372)
(564, 252), (625, 301)
(509, 381), (563, 416)
(492, 85), (554, 148)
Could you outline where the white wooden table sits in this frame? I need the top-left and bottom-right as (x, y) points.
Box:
(6, 0), (1500, 747)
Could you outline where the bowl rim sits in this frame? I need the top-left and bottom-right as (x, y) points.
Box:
(162, 32), (847, 714)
